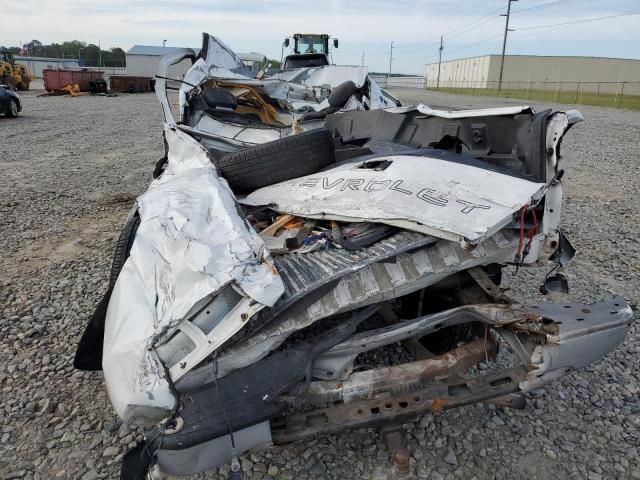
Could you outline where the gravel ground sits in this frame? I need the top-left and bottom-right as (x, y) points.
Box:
(1, 87), (638, 480)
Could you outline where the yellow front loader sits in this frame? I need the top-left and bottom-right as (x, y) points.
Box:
(0, 50), (31, 91)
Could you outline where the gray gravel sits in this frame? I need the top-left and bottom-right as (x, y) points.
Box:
(1, 87), (638, 480)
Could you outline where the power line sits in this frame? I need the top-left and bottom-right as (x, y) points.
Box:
(512, 0), (569, 14)
(444, 13), (502, 41)
(393, 14), (502, 57)
(331, 5), (640, 69)
(441, 5), (505, 38)
(333, 50), (388, 56)
(445, 33), (504, 56)
(393, 5), (504, 52)
(389, 32), (503, 62)
(515, 11), (640, 30)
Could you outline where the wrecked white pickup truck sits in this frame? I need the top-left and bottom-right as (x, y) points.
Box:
(74, 33), (634, 480)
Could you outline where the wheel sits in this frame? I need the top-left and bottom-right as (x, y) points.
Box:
(73, 210), (140, 371)
(216, 128), (336, 193)
(6, 98), (18, 118)
(109, 212), (140, 287)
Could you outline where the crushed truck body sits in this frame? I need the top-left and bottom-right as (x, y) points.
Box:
(73, 32), (635, 479)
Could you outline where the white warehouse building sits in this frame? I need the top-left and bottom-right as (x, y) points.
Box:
(425, 55), (640, 95)
(125, 45), (267, 78)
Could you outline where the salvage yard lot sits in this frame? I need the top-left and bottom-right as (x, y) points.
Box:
(1, 88), (638, 480)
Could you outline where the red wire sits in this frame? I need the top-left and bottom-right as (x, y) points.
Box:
(531, 208), (538, 236)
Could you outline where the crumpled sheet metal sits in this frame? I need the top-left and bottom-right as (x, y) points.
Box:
(269, 65), (368, 89)
(242, 154), (545, 245)
(178, 33), (394, 119)
(209, 229), (520, 380)
(102, 126), (284, 425)
(386, 104), (534, 118)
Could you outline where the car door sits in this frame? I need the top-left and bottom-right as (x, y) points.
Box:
(0, 87), (9, 114)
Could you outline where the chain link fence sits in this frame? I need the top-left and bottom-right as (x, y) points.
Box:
(371, 76), (640, 110)
(370, 75), (426, 89)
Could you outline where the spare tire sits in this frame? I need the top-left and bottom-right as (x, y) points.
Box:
(216, 128), (335, 193)
(328, 80), (358, 108)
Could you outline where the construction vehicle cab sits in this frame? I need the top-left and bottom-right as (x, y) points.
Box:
(282, 33), (338, 69)
(0, 50), (31, 91)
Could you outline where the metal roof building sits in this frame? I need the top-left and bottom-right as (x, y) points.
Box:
(126, 45), (266, 78)
(425, 54), (640, 95)
(126, 45), (198, 79)
(14, 56), (80, 78)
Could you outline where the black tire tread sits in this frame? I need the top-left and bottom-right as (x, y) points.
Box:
(6, 98), (18, 118)
(109, 213), (140, 288)
(217, 129), (335, 193)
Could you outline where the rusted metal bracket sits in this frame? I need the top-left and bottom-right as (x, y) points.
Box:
(272, 365), (525, 443)
(300, 337), (496, 405)
(467, 266), (511, 304)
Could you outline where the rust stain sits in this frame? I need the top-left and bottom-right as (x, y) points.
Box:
(523, 312), (543, 323)
(431, 398), (444, 412)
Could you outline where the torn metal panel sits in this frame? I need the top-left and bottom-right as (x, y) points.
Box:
(155, 48), (197, 125)
(157, 308), (377, 450)
(242, 155), (545, 245)
(102, 126), (284, 425)
(164, 33), (397, 130)
(175, 231), (436, 392)
(524, 110), (583, 264)
(271, 297), (633, 444)
(386, 104), (534, 118)
(269, 65), (368, 89)
(312, 304), (522, 381)
(206, 230), (520, 381)
(200, 33), (252, 75)
(520, 296), (633, 391)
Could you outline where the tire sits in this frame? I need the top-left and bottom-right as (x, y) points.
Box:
(73, 211), (140, 371)
(216, 128), (335, 193)
(328, 80), (358, 108)
(109, 212), (140, 287)
(6, 98), (18, 118)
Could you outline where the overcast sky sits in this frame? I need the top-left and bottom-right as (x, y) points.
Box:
(3, 0), (639, 74)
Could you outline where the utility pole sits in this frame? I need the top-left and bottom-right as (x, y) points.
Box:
(388, 41), (394, 79)
(98, 40), (102, 68)
(498, 0), (517, 91)
(361, 50), (365, 66)
(436, 36), (443, 89)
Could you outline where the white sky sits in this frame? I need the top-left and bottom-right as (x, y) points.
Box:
(2, 0), (639, 74)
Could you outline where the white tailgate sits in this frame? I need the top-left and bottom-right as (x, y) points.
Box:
(242, 155), (545, 245)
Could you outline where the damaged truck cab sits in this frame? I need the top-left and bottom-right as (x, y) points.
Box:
(74, 32), (635, 480)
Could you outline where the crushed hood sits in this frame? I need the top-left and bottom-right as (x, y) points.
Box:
(176, 33), (394, 121)
(242, 154), (546, 245)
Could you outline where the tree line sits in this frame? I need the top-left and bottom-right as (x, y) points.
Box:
(0, 40), (126, 67)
